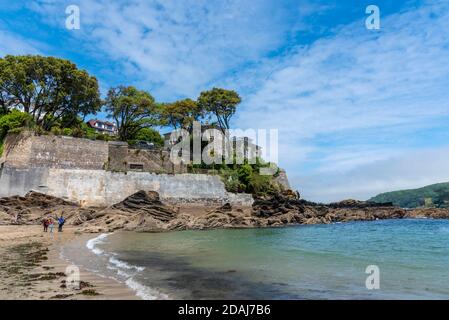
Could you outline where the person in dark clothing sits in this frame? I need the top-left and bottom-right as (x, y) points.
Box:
(58, 215), (65, 232)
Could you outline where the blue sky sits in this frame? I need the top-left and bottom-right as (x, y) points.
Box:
(1, 0), (449, 202)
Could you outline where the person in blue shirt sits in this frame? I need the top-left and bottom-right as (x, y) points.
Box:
(58, 214), (65, 232)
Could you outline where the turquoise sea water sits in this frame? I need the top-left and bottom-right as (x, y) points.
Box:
(63, 219), (449, 299)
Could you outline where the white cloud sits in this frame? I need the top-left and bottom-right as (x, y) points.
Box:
(234, 1), (449, 201)
(29, 0), (324, 99)
(0, 30), (40, 56)
(299, 147), (449, 203)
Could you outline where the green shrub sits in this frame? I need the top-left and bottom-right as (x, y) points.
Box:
(237, 164), (253, 186)
(220, 169), (240, 193)
(71, 127), (85, 138)
(7, 127), (24, 134)
(95, 133), (114, 141)
(50, 126), (62, 136)
(34, 126), (46, 136)
(134, 128), (164, 147)
(0, 110), (33, 140)
(95, 133), (106, 141)
(62, 128), (73, 136)
(71, 122), (97, 139)
(247, 173), (278, 195)
(216, 163), (279, 196)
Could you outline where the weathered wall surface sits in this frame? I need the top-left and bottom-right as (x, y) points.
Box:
(0, 167), (253, 207)
(2, 133), (109, 170)
(0, 166), (49, 197)
(108, 144), (186, 174)
(1, 133), (185, 173)
(0, 134), (34, 168)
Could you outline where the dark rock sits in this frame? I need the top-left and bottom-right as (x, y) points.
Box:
(112, 191), (176, 222)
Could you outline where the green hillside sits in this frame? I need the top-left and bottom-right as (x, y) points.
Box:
(369, 182), (449, 209)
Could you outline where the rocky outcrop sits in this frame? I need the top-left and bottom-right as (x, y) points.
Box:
(77, 191), (178, 233)
(111, 190), (176, 222)
(2, 190), (449, 232)
(404, 208), (449, 219)
(0, 192), (89, 225)
(251, 194), (406, 226)
(328, 199), (394, 208)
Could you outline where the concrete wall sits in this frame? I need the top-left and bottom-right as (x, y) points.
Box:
(0, 167), (253, 207)
(0, 166), (49, 197)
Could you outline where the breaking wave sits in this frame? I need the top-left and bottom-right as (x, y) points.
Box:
(85, 233), (166, 300)
(86, 233), (111, 255)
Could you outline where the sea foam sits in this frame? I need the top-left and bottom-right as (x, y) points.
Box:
(86, 233), (111, 255)
(125, 277), (169, 300)
(85, 233), (168, 300)
(109, 255), (145, 272)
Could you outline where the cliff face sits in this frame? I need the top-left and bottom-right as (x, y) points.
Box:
(2, 191), (448, 233)
(273, 169), (291, 190)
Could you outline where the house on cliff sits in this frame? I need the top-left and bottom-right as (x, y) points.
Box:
(87, 119), (117, 136)
(163, 125), (263, 162)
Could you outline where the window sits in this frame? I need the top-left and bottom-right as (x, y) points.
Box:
(129, 164), (144, 171)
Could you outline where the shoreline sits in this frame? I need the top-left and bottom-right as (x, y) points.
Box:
(61, 218), (449, 300)
(0, 226), (139, 300)
(2, 219), (449, 300)
(2, 190), (449, 235)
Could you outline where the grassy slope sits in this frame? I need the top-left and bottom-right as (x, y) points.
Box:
(369, 182), (449, 208)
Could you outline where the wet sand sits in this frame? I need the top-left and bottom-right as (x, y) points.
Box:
(0, 225), (139, 300)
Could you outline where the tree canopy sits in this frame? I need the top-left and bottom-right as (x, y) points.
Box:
(0, 55), (247, 157)
(104, 86), (160, 141)
(161, 98), (202, 130)
(134, 127), (164, 147)
(0, 55), (101, 130)
(197, 88), (241, 133)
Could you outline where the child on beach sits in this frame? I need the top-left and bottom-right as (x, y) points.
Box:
(48, 218), (54, 233)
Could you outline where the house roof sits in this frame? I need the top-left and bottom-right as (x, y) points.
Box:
(87, 119), (116, 128)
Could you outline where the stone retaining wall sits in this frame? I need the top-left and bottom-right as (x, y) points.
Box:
(0, 167), (253, 207)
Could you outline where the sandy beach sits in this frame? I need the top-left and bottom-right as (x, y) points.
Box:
(0, 225), (139, 300)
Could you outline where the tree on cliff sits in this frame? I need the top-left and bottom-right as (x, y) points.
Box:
(197, 88), (241, 133)
(0, 55), (102, 130)
(161, 98), (202, 130)
(104, 86), (161, 141)
(134, 127), (164, 147)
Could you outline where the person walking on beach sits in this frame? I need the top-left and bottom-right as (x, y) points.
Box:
(48, 218), (54, 233)
(58, 214), (65, 232)
(42, 218), (49, 232)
